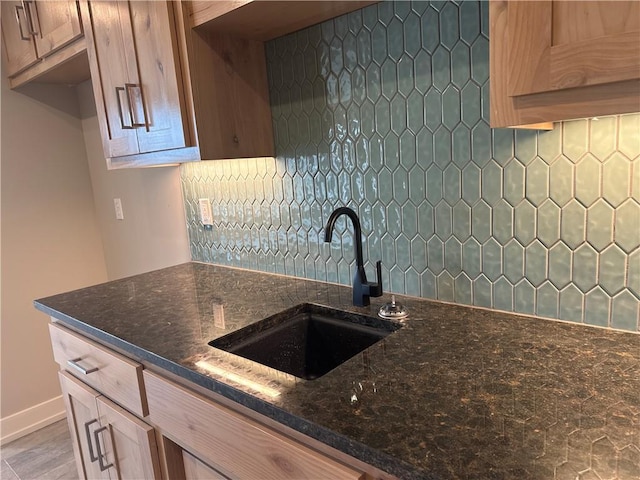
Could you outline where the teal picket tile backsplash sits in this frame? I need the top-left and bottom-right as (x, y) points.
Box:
(181, 0), (640, 331)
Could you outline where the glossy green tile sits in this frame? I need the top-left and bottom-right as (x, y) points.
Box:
(618, 113), (640, 159)
(602, 153), (631, 208)
(391, 96), (408, 134)
(548, 241), (572, 290)
(537, 127), (562, 162)
(549, 155), (574, 207)
(442, 86), (461, 132)
(537, 200), (560, 248)
(407, 91), (425, 134)
(473, 274), (492, 308)
(462, 163), (481, 204)
(408, 166), (426, 204)
(481, 160), (502, 207)
(445, 237), (463, 276)
(404, 13), (421, 57)
(417, 201), (435, 239)
(427, 236), (444, 273)
(416, 128), (434, 167)
(451, 42), (470, 90)
(504, 159), (525, 207)
(525, 157), (549, 207)
(492, 199), (513, 245)
(452, 124), (471, 168)
(536, 281), (559, 319)
(471, 121), (491, 167)
(585, 286), (610, 327)
(586, 199), (614, 252)
(366, 63), (382, 102)
(434, 127), (452, 169)
(432, 46), (451, 92)
(425, 90), (442, 132)
(443, 164), (461, 205)
(454, 273), (473, 305)
(503, 239), (525, 284)
(414, 50), (432, 94)
(461, 82), (481, 128)
(381, 59), (398, 100)
(402, 202), (418, 238)
(573, 243), (598, 293)
(437, 271), (455, 301)
(421, 7), (439, 54)
(471, 200), (491, 243)
(426, 164), (443, 205)
(525, 240), (547, 287)
(599, 245), (626, 296)
(514, 200), (536, 246)
(375, 99), (391, 136)
(435, 200), (452, 239)
(482, 238), (502, 281)
(470, 36), (488, 85)
(405, 267), (421, 296)
(611, 291), (638, 331)
(452, 201), (471, 241)
(614, 200), (640, 254)
(411, 235), (427, 271)
(589, 116), (617, 161)
(421, 269), (437, 298)
(563, 119), (589, 163)
(460, 1), (480, 45)
(493, 276), (513, 311)
(462, 237), (482, 279)
(515, 279), (536, 315)
(371, 23), (387, 65)
(560, 200), (586, 249)
(559, 284), (584, 323)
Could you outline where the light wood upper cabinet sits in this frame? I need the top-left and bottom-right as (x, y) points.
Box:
(1, 0), (87, 87)
(80, 1), (191, 162)
(31, 1), (83, 58)
(490, 0), (640, 128)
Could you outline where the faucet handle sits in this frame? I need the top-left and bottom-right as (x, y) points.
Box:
(369, 260), (383, 298)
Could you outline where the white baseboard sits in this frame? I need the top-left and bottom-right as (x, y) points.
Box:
(0, 396), (66, 445)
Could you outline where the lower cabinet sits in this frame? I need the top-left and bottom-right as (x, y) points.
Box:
(59, 372), (162, 480)
(49, 321), (392, 480)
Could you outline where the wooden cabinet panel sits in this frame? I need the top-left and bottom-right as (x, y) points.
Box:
(81, 0), (188, 160)
(507, 1), (640, 96)
(188, 1), (378, 41)
(49, 322), (148, 417)
(144, 370), (365, 480)
(96, 396), (162, 480)
(490, 0), (640, 128)
(31, 0), (83, 58)
(1, 1), (39, 76)
(59, 372), (110, 480)
(183, 451), (228, 480)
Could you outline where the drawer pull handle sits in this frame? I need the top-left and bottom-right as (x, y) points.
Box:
(67, 358), (98, 375)
(84, 419), (99, 463)
(94, 426), (114, 472)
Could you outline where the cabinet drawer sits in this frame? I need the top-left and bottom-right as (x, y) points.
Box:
(49, 322), (148, 417)
(144, 371), (365, 480)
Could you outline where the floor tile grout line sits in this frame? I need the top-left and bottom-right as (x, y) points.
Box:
(2, 458), (21, 480)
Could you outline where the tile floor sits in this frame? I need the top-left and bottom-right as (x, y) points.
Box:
(1, 420), (78, 480)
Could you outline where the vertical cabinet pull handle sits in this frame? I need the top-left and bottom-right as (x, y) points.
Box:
(67, 358), (98, 375)
(23, 1), (39, 36)
(14, 5), (30, 40)
(116, 84), (148, 131)
(93, 426), (114, 472)
(83, 419), (99, 463)
(125, 83), (148, 129)
(116, 86), (134, 129)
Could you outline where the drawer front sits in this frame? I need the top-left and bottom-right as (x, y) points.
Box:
(49, 322), (148, 417)
(144, 371), (365, 480)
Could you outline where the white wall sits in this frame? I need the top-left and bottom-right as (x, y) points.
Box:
(0, 69), (109, 442)
(77, 81), (190, 280)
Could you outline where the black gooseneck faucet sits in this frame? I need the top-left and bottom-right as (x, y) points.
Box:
(324, 207), (383, 307)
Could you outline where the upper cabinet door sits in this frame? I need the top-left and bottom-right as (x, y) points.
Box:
(507, 1), (640, 96)
(1, 1), (39, 76)
(81, 1), (188, 159)
(490, 0), (640, 128)
(31, 0), (83, 58)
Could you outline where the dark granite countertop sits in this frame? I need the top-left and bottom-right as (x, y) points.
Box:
(35, 262), (640, 480)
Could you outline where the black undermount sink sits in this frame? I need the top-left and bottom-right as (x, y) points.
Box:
(209, 303), (402, 380)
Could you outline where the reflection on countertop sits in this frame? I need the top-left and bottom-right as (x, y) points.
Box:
(35, 262), (640, 480)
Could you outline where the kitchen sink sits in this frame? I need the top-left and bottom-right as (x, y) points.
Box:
(209, 303), (402, 380)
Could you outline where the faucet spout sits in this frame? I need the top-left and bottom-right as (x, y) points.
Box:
(324, 207), (383, 307)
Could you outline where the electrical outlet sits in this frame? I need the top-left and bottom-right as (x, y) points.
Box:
(199, 198), (213, 226)
(114, 198), (124, 220)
